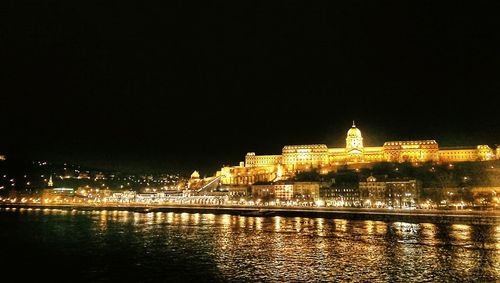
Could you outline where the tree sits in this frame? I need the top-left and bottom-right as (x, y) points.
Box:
(294, 169), (321, 182)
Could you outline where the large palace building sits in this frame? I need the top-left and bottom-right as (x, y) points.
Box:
(217, 122), (499, 185)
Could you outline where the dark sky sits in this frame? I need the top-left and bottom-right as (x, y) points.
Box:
(1, 1), (499, 174)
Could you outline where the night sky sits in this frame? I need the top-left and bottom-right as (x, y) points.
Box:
(2, 1), (499, 174)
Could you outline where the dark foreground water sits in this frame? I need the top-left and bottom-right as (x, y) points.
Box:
(0, 207), (498, 282)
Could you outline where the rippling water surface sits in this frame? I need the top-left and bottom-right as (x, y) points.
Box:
(0, 207), (498, 282)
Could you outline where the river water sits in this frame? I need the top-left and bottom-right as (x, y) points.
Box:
(0, 207), (498, 282)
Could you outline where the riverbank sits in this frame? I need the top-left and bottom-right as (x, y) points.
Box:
(1, 203), (499, 225)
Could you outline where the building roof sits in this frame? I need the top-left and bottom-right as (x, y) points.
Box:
(347, 121), (362, 138)
(383, 140), (437, 146)
(190, 170), (200, 179)
(283, 144), (328, 149)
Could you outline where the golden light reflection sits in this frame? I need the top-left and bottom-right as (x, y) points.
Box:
(495, 226), (500, 250)
(375, 221), (387, 235)
(205, 213), (215, 223)
(155, 212), (164, 223)
(118, 211), (129, 222)
(192, 213), (200, 225)
(166, 212), (174, 224)
(274, 216), (281, 232)
(449, 224), (475, 277)
(294, 217), (302, 232)
(316, 218), (324, 236)
(255, 217), (262, 230)
(221, 214), (231, 227)
(365, 220), (375, 235)
(133, 212), (141, 224)
(180, 212), (190, 225)
(99, 210), (108, 229)
(239, 215), (246, 228)
(0, 208), (498, 281)
(420, 223), (438, 245)
(334, 219), (347, 233)
(247, 217), (255, 230)
(110, 210), (118, 221)
(451, 224), (471, 242)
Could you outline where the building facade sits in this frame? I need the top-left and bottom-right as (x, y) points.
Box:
(320, 182), (360, 207)
(359, 176), (420, 208)
(217, 122), (498, 185)
(251, 182), (321, 202)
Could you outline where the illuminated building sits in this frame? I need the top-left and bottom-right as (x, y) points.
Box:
(218, 186), (250, 198)
(250, 184), (279, 200)
(321, 182), (360, 207)
(47, 175), (53, 187)
(42, 188), (75, 201)
(187, 170), (201, 189)
(0, 155), (5, 161)
(218, 164), (277, 186)
(439, 145), (496, 162)
(470, 187), (500, 207)
(77, 172), (90, 179)
(383, 140), (439, 162)
(94, 172), (106, 180)
(274, 185), (293, 201)
(217, 122), (498, 185)
(136, 192), (166, 203)
(359, 176), (420, 208)
(191, 170), (200, 179)
(291, 182), (321, 201)
(245, 153), (281, 167)
(251, 182), (321, 201)
(282, 144), (329, 170)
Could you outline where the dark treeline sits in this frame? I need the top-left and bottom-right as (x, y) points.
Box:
(292, 160), (500, 189)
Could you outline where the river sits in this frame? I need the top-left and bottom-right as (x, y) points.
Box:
(0, 207), (498, 282)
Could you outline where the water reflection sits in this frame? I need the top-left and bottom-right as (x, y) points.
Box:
(274, 216), (281, 232)
(0, 208), (498, 282)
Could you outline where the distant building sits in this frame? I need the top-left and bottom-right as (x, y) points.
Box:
(217, 164), (277, 186)
(188, 170), (201, 189)
(47, 175), (53, 187)
(470, 187), (500, 207)
(94, 172), (106, 180)
(136, 192), (166, 203)
(0, 155), (5, 161)
(251, 184), (290, 201)
(359, 176), (420, 208)
(321, 181), (360, 207)
(292, 182), (321, 201)
(251, 182), (321, 201)
(218, 122), (497, 185)
(439, 145), (496, 162)
(77, 172), (90, 179)
(107, 191), (136, 203)
(218, 186), (250, 198)
(42, 188), (75, 201)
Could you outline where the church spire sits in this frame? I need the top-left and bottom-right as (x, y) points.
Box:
(352, 120), (356, 127)
(48, 175), (53, 187)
